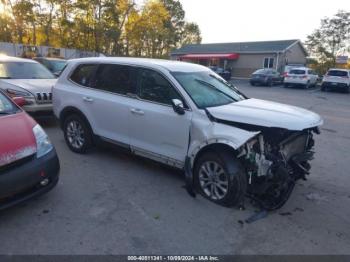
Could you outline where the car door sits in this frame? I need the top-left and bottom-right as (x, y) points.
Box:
(128, 68), (192, 165)
(73, 63), (137, 145)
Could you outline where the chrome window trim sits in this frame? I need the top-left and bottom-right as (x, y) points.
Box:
(66, 62), (192, 112)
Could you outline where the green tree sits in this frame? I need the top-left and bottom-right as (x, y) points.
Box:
(306, 10), (350, 67)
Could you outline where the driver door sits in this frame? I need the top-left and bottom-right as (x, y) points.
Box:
(128, 68), (192, 165)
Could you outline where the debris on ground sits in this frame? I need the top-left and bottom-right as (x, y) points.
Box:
(305, 192), (327, 202)
(245, 210), (268, 224)
(279, 212), (292, 216)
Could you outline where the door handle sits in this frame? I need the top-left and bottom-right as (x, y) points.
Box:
(83, 97), (94, 103)
(130, 108), (144, 115)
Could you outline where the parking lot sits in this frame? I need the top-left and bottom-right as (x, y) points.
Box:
(0, 80), (349, 255)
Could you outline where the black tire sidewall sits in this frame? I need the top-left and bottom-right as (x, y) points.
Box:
(63, 114), (93, 153)
(194, 151), (246, 207)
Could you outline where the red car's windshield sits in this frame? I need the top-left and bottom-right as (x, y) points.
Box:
(0, 92), (18, 116)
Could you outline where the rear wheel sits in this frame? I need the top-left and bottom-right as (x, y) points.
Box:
(194, 150), (246, 207)
(63, 114), (93, 154)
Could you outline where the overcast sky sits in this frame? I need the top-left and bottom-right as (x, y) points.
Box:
(140, 0), (350, 44)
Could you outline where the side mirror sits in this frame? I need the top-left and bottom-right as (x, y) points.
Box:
(171, 99), (185, 115)
(13, 96), (26, 107)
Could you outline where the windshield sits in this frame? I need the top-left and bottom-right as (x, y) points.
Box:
(0, 92), (18, 116)
(172, 71), (246, 109)
(327, 70), (348, 77)
(49, 60), (67, 72)
(0, 62), (55, 79)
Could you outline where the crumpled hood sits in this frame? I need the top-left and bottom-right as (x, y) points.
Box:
(207, 98), (323, 131)
(0, 112), (37, 167)
(0, 79), (56, 94)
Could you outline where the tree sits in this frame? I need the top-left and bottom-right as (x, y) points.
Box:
(182, 22), (201, 45)
(306, 10), (350, 68)
(0, 0), (201, 58)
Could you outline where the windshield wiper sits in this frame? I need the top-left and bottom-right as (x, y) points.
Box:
(0, 76), (12, 79)
(195, 78), (237, 102)
(208, 74), (247, 98)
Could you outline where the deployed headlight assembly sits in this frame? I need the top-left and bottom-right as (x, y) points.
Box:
(33, 124), (53, 158)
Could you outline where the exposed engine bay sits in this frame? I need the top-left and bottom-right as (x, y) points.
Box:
(237, 127), (318, 210)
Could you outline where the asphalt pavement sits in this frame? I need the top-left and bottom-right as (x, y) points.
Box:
(0, 80), (349, 255)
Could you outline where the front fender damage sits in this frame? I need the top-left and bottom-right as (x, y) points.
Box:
(184, 115), (260, 198)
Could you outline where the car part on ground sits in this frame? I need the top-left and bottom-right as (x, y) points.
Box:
(53, 57), (323, 210)
(0, 90), (59, 210)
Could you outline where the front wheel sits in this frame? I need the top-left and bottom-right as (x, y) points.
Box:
(63, 114), (93, 154)
(194, 151), (246, 207)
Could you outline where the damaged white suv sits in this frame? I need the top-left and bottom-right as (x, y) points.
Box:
(53, 58), (323, 210)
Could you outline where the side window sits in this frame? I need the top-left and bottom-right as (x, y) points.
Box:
(264, 58), (274, 69)
(138, 69), (182, 106)
(93, 64), (137, 95)
(70, 64), (98, 87)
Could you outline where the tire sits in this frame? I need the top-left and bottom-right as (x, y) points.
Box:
(304, 81), (310, 89)
(346, 86), (350, 94)
(283, 83), (289, 88)
(194, 150), (246, 207)
(266, 79), (273, 87)
(321, 85), (326, 92)
(250, 82), (255, 86)
(63, 114), (93, 154)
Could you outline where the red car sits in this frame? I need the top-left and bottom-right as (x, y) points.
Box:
(0, 90), (59, 210)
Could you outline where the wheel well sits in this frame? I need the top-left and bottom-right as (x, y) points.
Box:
(193, 143), (238, 169)
(59, 107), (92, 132)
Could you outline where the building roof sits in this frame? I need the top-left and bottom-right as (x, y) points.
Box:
(171, 39), (303, 55)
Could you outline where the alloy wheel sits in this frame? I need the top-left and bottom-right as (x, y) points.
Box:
(198, 161), (229, 200)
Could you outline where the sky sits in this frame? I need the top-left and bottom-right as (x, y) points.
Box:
(140, 0), (350, 44)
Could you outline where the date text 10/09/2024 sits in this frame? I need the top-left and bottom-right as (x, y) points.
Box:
(127, 256), (220, 261)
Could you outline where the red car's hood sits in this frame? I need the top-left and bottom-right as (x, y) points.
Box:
(0, 112), (37, 167)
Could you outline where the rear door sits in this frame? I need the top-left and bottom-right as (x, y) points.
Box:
(127, 68), (192, 165)
(70, 63), (137, 145)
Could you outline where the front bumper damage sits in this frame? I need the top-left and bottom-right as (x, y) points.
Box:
(184, 109), (321, 210)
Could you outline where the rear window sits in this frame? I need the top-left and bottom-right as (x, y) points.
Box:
(327, 70), (348, 77)
(70, 64), (98, 87)
(289, 69), (306, 75)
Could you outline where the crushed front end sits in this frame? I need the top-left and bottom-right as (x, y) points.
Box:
(237, 127), (319, 210)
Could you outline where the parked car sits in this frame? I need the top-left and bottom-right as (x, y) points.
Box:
(321, 68), (350, 93)
(0, 90), (59, 210)
(53, 57), (323, 210)
(250, 69), (283, 86)
(282, 64), (305, 79)
(33, 57), (67, 77)
(208, 66), (232, 81)
(284, 67), (318, 88)
(0, 55), (56, 114)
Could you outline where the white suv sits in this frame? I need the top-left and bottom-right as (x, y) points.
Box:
(53, 57), (323, 210)
(284, 67), (318, 89)
(321, 68), (350, 93)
